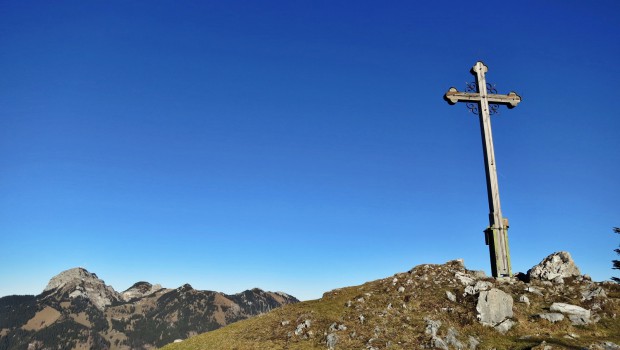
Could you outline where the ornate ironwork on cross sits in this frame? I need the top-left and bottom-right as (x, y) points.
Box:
(444, 61), (522, 278)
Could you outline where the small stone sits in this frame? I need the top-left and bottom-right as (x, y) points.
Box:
(525, 286), (543, 296)
(326, 333), (338, 350)
(518, 295), (530, 305)
(424, 318), (442, 337)
(446, 291), (456, 302)
(531, 341), (553, 350)
(398, 286), (405, 293)
(281, 320), (290, 326)
(294, 319), (312, 336)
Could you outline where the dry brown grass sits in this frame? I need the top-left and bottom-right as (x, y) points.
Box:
(161, 262), (620, 350)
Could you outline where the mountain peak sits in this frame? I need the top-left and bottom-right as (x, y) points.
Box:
(121, 281), (164, 301)
(177, 283), (194, 292)
(44, 267), (97, 292)
(43, 267), (120, 310)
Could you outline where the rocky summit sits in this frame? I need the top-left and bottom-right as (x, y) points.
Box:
(162, 252), (620, 350)
(0, 268), (298, 350)
(43, 267), (121, 310)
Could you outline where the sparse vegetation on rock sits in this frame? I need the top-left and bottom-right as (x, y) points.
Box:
(161, 253), (620, 350)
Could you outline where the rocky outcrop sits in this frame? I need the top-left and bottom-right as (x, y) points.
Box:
(43, 267), (121, 310)
(528, 251), (581, 282)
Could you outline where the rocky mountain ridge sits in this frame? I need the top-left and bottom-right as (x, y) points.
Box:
(0, 268), (299, 350)
(162, 252), (620, 350)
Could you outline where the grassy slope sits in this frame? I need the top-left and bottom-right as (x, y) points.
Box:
(161, 261), (620, 350)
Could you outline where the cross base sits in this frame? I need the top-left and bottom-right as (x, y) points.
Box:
(483, 218), (512, 278)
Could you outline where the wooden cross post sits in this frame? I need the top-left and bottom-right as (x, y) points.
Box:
(444, 61), (521, 278)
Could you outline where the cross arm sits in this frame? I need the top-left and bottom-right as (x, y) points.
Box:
(444, 87), (522, 108)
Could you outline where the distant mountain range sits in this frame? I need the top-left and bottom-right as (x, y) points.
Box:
(0, 267), (298, 350)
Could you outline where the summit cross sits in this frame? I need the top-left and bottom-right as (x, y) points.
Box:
(444, 61), (522, 278)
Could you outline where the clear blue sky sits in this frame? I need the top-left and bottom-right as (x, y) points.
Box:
(1, 1), (618, 301)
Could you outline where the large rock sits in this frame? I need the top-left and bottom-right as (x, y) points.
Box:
(476, 288), (513, 328)
(528, 252), (581, 281)
(549, 302), (591, 325)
